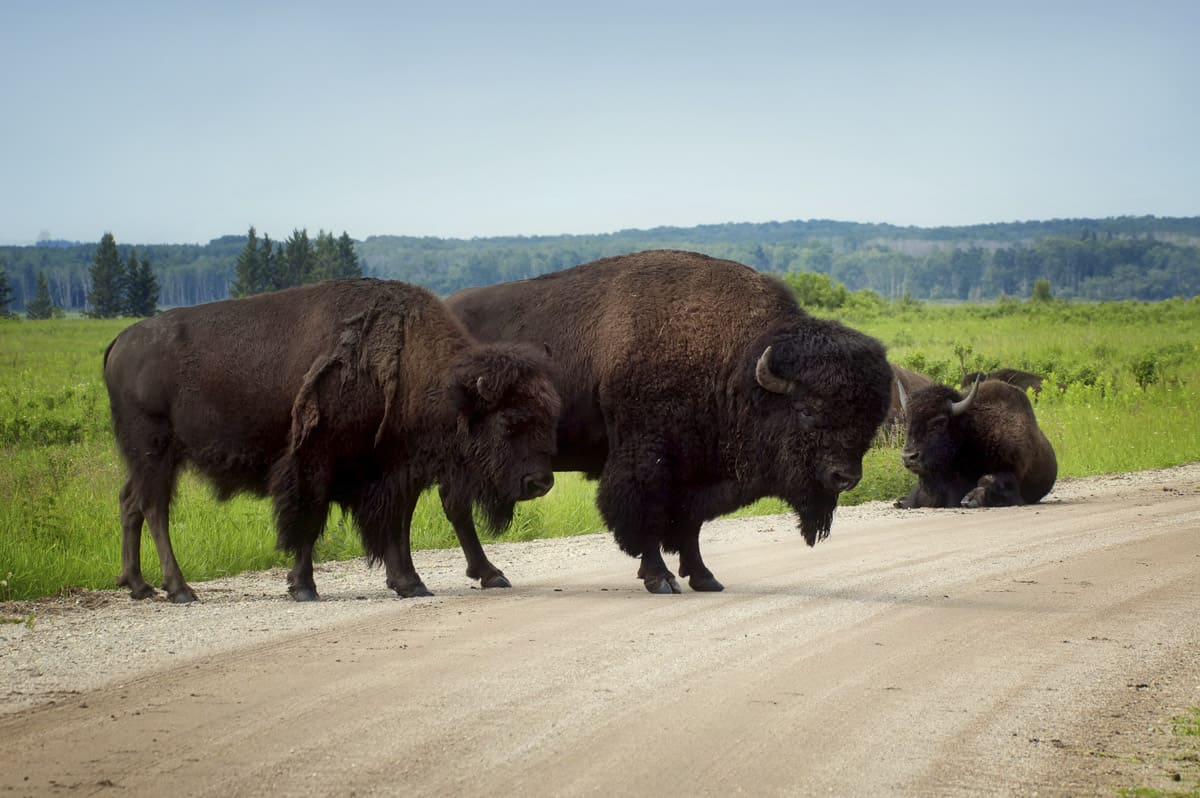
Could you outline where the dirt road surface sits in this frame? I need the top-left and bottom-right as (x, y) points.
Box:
(3, 465), (1199, 797)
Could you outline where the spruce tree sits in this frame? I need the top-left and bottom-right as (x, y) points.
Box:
(232, 226), (262, 297)
(260, 234), (280, 293)
(126, 254), (159, 317)
(336, 232), (362, 279)
(312, 230), (340, 281)
(26, 272), (56, 320)
(280, 228), (313, 288)
(0, 266), (14, 318)
(122, 249), (139, 316)
(87, 232), (125, 318)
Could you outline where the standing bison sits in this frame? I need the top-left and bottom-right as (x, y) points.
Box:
(894, 377), (1057, 509)
(104, 279), (560, 603)
(446, 249), (893, 594)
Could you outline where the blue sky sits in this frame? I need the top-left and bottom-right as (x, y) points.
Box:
(2, 1), (1197, 245)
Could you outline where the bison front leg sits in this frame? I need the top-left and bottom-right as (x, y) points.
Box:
(961, 472), (1023, 508)
(269, 460), (332, 602)
(597, 446), (681, 595)
(382, 491), (433, 598)
(676, 527), (724, 592)
(438, 487), (511, 589)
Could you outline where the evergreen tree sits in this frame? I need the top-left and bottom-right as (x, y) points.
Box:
(26, 271), (56, 320)
(261, 234), (280, 292)
(232, 226), (263, 297)
(87, 232), (125, 318)
(279, 228), (313, 289)
(336, 232), (363, 279)
(122, 249), (139, 316)
(0, 266), (14, 318)
(312, 230), (340, 281)
(126, 254), (159, 317)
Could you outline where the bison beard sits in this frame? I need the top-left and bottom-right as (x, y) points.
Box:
(795, 492), (838, 547)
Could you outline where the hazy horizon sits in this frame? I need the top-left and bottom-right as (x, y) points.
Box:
(3, 1), (1197, 247)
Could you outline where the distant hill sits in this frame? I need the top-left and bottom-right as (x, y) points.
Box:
(2, 216), (1198, 312)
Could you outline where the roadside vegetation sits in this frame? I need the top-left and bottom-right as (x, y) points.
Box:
(2, 285), (1199, 602)
(1118, 704), (1200, 797)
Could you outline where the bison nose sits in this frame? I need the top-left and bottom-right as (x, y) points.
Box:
(521, 472), (554, 500)
(825, 467), (861, 493)
(901, 449), (920, 470)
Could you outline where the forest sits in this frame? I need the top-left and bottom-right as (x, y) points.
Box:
(1, 215), (1198, 312)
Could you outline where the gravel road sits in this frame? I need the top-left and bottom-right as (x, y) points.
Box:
(2, 464), (1199, 796)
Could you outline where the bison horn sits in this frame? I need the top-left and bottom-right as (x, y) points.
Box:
(475, 375), (499, 404)
(951, 376), (981, 416)
(896, 379), (908, 413)
(755, 346), (794, 395)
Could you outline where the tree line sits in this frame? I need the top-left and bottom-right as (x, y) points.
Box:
(1, 216), (1197, 313)
(231, 227), (362, 296)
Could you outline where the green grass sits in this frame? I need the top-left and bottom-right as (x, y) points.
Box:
(2, 298), (1199, 602)
(1118, 705), (1200, 798)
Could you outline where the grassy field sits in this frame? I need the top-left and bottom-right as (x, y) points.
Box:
(2, 296), (1199, 602)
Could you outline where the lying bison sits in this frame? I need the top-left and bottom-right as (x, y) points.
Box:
(104, 279), (560, 603)
(961, 367), (1046, 396)
(446, 249), (893, 594)
(887, 364), (935, 427)
(894, 377), (1057, 509)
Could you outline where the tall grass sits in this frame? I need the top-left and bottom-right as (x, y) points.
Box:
(2, 299), (1198, 602)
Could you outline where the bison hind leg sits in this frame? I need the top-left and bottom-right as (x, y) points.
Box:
(116, 480), (157, 600)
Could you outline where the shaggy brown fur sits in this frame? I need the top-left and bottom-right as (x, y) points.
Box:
(104, 279), (560, 603)
(447, 250), (892, 594)
(896, 379), (1057, 509)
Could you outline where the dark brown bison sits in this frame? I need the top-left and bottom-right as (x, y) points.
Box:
(894, 377), (1057, 509)
(961, 367), (1045, 396)
(445, 250), (893, 594)
(887, 364), (935, 426)
(103, 279), (560, 603)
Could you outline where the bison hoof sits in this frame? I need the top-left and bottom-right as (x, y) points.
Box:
(395, 583), (433, 598)
(289, 587), (321, 602)
(126, 584), (158, 601)
(894, 499), (914, 509)
(688, 574), (725, 592)
(960, 489), (985, 509)
(480, 573), (512, 589)
(167, 588), (199, 604)
(643, 574), (683, 595)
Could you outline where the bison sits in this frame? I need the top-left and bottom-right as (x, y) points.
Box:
(961, 367), (1046, 396)
(445, 249), (893, 594)
(103, 279), (561, 603)
(894, 377), (1057, 509)
(887, 364), (935, 427)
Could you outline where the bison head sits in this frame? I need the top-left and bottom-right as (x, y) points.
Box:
(749, 321), (892, 546)
(898, 378), (979, 478)
(445, 343), (561, 532)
